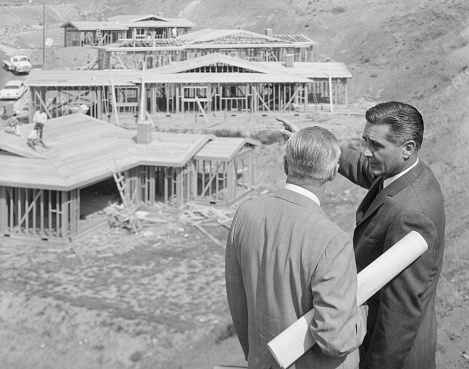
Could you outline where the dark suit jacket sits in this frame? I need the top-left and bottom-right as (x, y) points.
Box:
(339, 148), (445, 369)
(225, 189), (365, 369)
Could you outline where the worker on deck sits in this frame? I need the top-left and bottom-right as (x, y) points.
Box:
(27, 127), (48, 151)
(33, 107), (47, 139)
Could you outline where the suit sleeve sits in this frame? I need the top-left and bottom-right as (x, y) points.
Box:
(339, 146), (375, 189)
(363, 211), (440, 369)
(310, 231), (367, 357)
(225, 207), (249, 360)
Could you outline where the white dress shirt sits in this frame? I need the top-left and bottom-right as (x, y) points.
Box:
(285, 183), (320, 206)
(383, 158), (419, 189)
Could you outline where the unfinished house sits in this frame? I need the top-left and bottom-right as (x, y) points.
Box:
(62, 14), (195, 47)
(0, 115), (260, 241)
(192, 137), (260, 205)
(93, 28), (316, 70)
(0, 114), (229, 242)
(27, 53), (352, 122)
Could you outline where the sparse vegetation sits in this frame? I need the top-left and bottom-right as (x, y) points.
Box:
(0, 0), (469, 368)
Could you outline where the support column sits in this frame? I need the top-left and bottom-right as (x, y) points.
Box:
(61, 191), (69, 240)
(0, 187), (6, 234)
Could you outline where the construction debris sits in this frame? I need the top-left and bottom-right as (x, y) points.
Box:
(178, 203), (235, 246)
(179, 202), (233, 227)
(102, 203), (140, 231)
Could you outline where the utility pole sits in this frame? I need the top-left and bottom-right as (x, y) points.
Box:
(42, 1), (45, 66)
(29, 0), (46, 67)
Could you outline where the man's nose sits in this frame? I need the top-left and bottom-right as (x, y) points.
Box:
(363, 144), (373, 157)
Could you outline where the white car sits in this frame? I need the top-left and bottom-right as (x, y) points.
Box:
(0, 80), (28, 100)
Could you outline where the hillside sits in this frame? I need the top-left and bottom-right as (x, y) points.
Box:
(0, 0), (469, 368)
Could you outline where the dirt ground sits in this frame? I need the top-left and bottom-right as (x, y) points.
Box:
(1, 0), (469, 368)
(1, 108), (468, 369)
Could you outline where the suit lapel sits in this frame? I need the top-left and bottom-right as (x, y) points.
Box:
(356, 177), (384, 224)
(356, 160), (424, 226)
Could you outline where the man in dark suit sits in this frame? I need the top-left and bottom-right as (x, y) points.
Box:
(225, 127), (367, 369)
(278, 101), (445, 369)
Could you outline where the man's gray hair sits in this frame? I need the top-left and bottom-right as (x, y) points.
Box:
(285, 126), (340, 185)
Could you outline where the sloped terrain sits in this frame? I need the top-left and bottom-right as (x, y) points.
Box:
(0, 0), (469, 368)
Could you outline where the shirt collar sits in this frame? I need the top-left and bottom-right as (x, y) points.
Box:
(285, 184), (321, 206)
(383, 158), (419, 188)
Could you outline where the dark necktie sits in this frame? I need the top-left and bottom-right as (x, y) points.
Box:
(356, 178), (384, 224)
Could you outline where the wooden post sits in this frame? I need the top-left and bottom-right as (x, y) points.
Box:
(328, 63), (333, 113)
(32, 189), (37, 237)
(61, 191), (69, 240)
(110, 75), (120, 126)
(0, 187), (6, 234)
(97, 87), (102, 120)
(139, 59), (146, 123)
(344, 79), (348, 107)
(195, 96), (209, 124)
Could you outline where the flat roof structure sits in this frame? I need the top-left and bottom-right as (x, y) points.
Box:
(61, 21), (129, 31)
(27, 54), (349, 87)
(258, 61), (353, 79)
(194, 137), (261, 162)
(0, 114), (212, 191)
(26, 69), (137, 87)
(0, 114), (260, 241)
(62, 14), (195, 48)
(106, 14), (195, 28)
(26, 53), (352, 121)
(93, 28), (316, 70)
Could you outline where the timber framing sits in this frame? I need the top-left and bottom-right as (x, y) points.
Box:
(193, 137), (259, 205)
(0, 114), (260, 242)
(93, 28), (316, 70)
(61, 14), (195, 47)
(26, 53), (352, 122)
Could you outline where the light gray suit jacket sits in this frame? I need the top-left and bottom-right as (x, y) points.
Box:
(225, 189), (365, 369)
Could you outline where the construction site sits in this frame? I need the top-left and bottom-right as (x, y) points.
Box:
(1, 20), (352, 244)
(0, 1), (469, 368)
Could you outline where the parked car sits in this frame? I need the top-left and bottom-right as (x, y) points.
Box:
(0, 80), (28, 100)
(2, 54), (32, 75)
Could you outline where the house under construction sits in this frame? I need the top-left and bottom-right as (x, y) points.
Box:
(61, 14), (195, 47)
(91, 28), (316, 70)
(0, 114), (259, 242)
(26, 53), (352, 123)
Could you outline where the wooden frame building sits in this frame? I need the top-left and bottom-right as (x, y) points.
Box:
(193, 137), (260, 205)
(62, 14), (195, 47)
(93, 28), (316, 70)
(0, 114), (259, 242)
(26, 53), (352, 123)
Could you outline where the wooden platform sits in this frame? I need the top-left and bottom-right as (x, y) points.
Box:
(0, 114), (212, 191)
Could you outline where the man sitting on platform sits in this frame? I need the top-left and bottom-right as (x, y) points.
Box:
(27, 127), (48, 151)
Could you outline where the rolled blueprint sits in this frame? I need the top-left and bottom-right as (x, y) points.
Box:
(268, 231), (428, 369)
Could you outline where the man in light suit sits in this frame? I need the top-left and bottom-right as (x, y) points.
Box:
(278, 101), (445, 369)
(225, 127), (367, 369)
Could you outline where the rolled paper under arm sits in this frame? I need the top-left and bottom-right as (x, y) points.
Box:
(268, 231), (428, 369)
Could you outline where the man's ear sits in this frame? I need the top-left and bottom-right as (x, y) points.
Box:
(328, 163), (339, 182)
(402, 140), (417, 160)
(283, 156), (288, 176)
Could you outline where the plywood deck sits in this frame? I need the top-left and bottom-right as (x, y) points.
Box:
(27, 54), (350, 87)
(0, 114), (213, 190)
(194, 137), (261, 161)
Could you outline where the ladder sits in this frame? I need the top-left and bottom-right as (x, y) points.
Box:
(112, 169), (142, 233)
